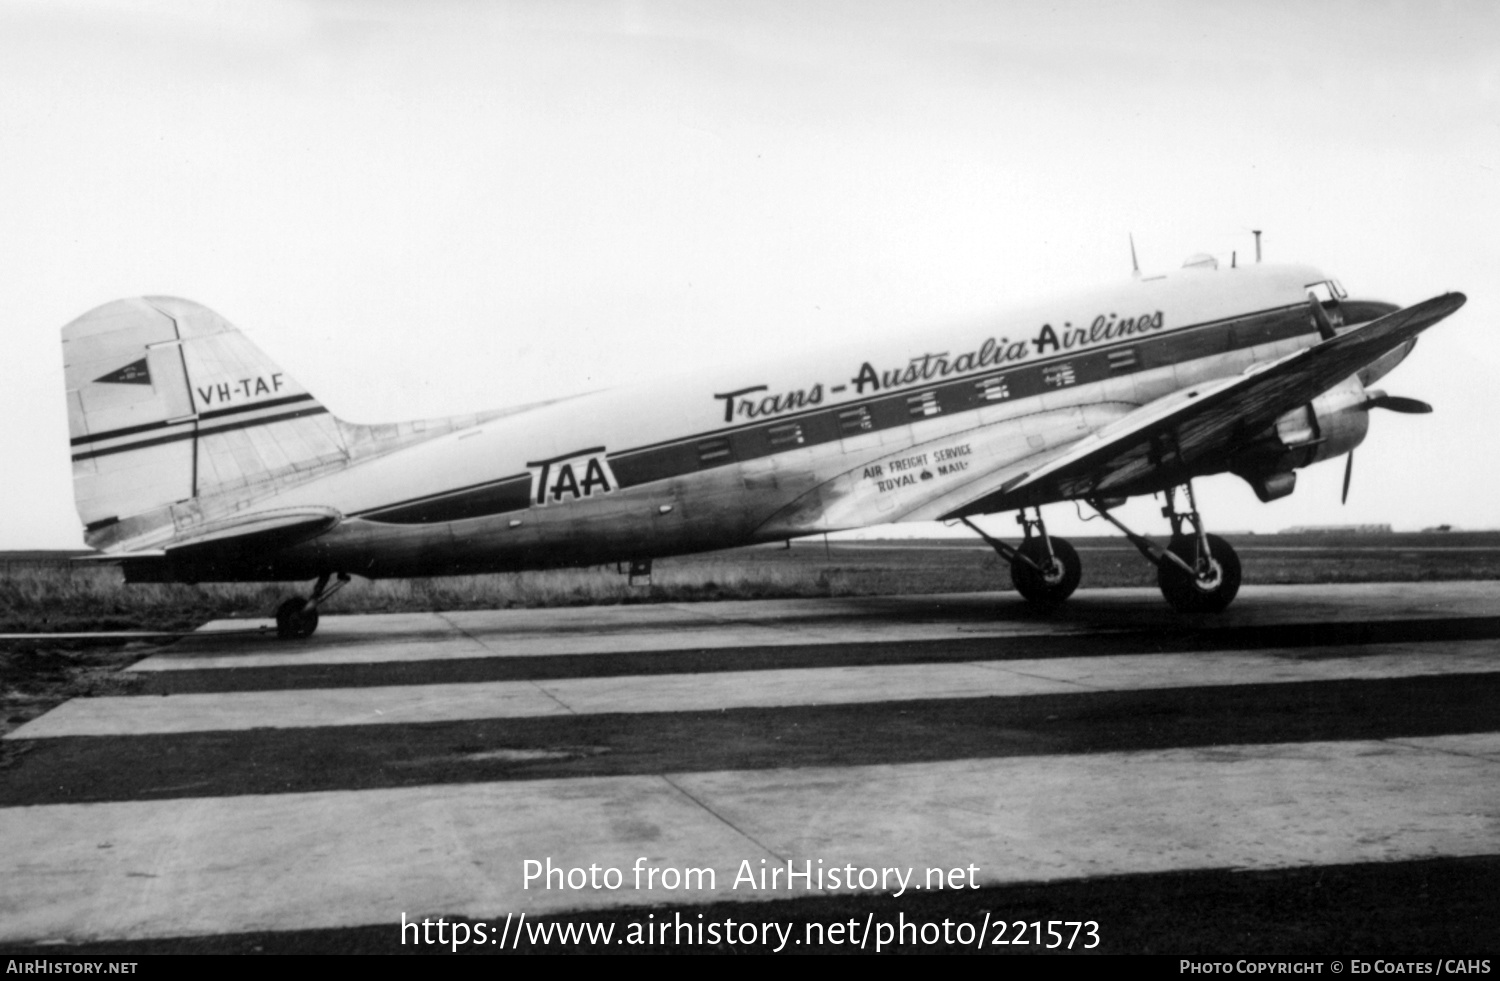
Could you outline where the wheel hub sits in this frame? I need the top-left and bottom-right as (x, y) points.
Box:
(1193, 558), (1224, 592)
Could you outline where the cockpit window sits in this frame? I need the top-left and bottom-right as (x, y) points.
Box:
(1307, 281), (1339, 304)
(1306, 280), (1346, 329)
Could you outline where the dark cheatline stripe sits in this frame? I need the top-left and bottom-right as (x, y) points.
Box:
(357, 474), (532, 525)
(6, 854), (1494, 953)
(71, 426), (196, 462)
(71, 404), (329, 462)
(196, 393), (315, 421)
(356, 304), (1312, 525)
(607, 306), (1305, 496)
(134, 615), (1500, 695)
(616, 304), (1305, 461)
(70, 393), (318, 446)
(4, 673), (1496, 806)
(68, 416), (191, 447)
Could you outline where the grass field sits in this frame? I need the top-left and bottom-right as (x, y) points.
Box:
(4, 531), (1500, 634)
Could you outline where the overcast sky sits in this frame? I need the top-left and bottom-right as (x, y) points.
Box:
(3, 0), (1497, 549)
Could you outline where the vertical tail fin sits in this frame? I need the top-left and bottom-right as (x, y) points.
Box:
(63, 297), (349, 545)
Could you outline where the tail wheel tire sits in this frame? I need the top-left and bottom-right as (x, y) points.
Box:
(1010, 537), (1081, 607)
(1157, 534), (1241, 613)
(276, 597), (320, 639)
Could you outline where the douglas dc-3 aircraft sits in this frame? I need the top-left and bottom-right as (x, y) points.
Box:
(62, 252), (1466, 637)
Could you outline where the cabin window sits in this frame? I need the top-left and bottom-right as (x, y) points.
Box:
(697, 438), (732, 464)
(838, 406), (873, 433)
(907, 391), (941, 417)
(976, 376), (1009, 401)
(1042, 363), (1077, 388)
(767, 422), (805, 447)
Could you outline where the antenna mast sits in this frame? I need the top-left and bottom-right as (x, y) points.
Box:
(1129, 234), (1141, 278)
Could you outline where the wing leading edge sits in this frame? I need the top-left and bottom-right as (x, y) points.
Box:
(943, 292), (1467, 518)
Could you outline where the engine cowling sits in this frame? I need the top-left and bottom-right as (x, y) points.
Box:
(1231, 376), (1370, 502)
(1277, 375), (1371, 467)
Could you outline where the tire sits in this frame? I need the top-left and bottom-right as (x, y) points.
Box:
(275, 597), (320, 639)
(1157, 534), (1241, 613)
(1010, 537), (1081, 607)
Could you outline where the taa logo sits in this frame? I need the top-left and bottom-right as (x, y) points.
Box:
(528, 448), (617, 506)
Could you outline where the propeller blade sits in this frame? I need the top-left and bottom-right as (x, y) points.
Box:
(1308, 294), (1338, 341)
(1362, 394), (1433, 414)
(1342, 451), (1353, 505)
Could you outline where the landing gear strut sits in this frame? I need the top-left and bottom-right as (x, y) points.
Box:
(963, 508), (1081, 608)
(1088, 482), (1241, 613)
(276, 572), (350, 639)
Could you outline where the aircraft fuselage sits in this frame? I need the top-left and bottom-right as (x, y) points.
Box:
(119, 261), (1376, 582)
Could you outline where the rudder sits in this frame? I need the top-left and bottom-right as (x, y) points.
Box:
(63, 297), (349, 546)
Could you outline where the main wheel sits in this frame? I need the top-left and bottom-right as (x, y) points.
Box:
(1157, 534), (1241, 613)
(1010, 537), (1082, 607)
(275, 597), (320, 639)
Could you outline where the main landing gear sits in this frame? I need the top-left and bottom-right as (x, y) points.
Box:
(1088, 482), (1242, 613)
(966, 480), (1241, 613)
(963, 508), (1082, 608)
(275, 572), (350, 639)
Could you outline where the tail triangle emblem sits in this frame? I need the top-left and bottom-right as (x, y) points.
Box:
(94, 358), (152, 385)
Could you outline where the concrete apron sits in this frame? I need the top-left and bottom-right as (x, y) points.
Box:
(1, 734), (1496, 943)
(9, 640), (1499, 738)
(5, 582), (1499, 943)
(120, 581), (1500, 672)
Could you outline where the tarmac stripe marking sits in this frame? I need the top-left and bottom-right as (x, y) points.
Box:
(1, 734), (1494, 943)
(121, 616), (1500, 695)
(6, 674), (1497, 807)
(126, 583), (1500, 672)
(14, 641), (1500, 738)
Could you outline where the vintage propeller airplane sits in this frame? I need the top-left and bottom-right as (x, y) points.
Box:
(61, 251), (1465, 637)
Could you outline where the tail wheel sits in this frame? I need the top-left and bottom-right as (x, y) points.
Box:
(1010, 537), (1081, 607)
(275, 597), (320, 639)
(1157, 534), (1241, 613)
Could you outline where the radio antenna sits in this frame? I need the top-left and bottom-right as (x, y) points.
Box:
(1129, 234), (1141, 278)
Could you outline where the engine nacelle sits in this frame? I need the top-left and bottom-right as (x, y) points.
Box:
(1231, 376), (1370, 501)
(1275, 375), (1370, 467)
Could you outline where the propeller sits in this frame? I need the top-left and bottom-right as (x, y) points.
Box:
(1342, 390), (1432, 504)
(1360, 393), (1433, 414)
(1308, 294), (1339, 341)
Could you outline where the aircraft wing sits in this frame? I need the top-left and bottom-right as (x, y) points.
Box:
(943, 292), (1466, 517)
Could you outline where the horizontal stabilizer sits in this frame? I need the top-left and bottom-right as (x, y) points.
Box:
(166, 507), (342, 555)
(75, 508), (341, 571)
(71, 550), (167, 563)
